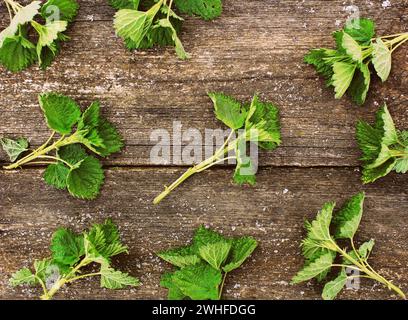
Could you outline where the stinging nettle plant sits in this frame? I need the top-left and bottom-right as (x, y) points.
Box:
(305, 18), (408, 105)
(111, 0), (223, 60)
(1, 92), (123, 199)
(10, 219), (139, 300)
(153, 93), (281, 204)
(356, 103), (408, 184)
(158, 225), (258, 300)
(0, 0), (79, 72)
(292, 192), (406, 300)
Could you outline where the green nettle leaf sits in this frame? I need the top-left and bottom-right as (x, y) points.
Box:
(41, 0), (79, 23)
(332, 62), (356, 99)
(348, 63), (370, 105)
(0, 1), (41, 47)
(156, 19), (189, 60)
(10, 220), (138, 299)
(0, 137), (28, 162)
(208, 92), (247, 130)
(304, 48), (337, 81)
(174, 0), (222, 20)
(362, 158), (396, 184)
(334, 192), (364, 239)
(358, 239), (375, 259)
(100, 264), (139, 289)
(158, 246), (201, 268)
(365, 143), (393, 169)
(342, 32), (363, 62)
(160, 273), (187, 300)
(92, 118), (124, 157)
(66, 156), (104, 199)
(9, 268), (37, 287)
(58, 144), (88, 165)
(86, 219), (128, 260)
(233, 144), (257, 186)
(199, 241), (231, 270)
(192, 225), (226, 249)
(114, 1), (162, 47)
(50, 228), (84, 267)
(376, 104), (398, 146)
(292, 252), (334, 284)
(44, 163), (70, 189)
(372, 38), (392, 82)
(172, 263), (222, 300)
(394, 157), (408, 174)
(223, 236), (257, 273)
(78, 101), (101, 130)
(33, 258), (54, 282)
(32, 20), (68, 65)
(0, 35), (37, 72)
(344, 18), (375, 44)
(322, 268), (347, 300)
(39, 93), (81, 134)
(245, 95), (281, 147)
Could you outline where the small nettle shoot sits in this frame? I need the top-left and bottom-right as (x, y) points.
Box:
(0, 0), (79, 72)
(158, 225), (258, 300)
(292, 192), (406, 300)
(305, 18), (408, 105)
(10, 219), (139, 300)
(1, 93), (123, 199)
(356, 103), (408, 183)
(111, 0), (223, 60)
(153, 93), (281, 204)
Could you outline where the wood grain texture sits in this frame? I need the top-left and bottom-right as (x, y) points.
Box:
(1, 168), (408, 300)
(0, 0), (408, 300)
(0, 0), (407, 167)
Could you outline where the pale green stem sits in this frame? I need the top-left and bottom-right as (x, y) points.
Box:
(167, 0), (174, 20)
(153, 131), (238, 204)
(66, 272), (102, 283)
(195, 156), (237, 173)
(4, 0), (12, 20)
(3, 133), (79, 170)
(41, 257), (92, 300)
(330, 239), (406, 299)
(218, 272), (228, 300)
(391, 37), (408, 53)
(37, 155), (73, 169)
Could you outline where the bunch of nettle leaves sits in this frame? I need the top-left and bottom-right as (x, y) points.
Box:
(356, 104), (408, 183)
(10, 219), (139, 300)
(111, 0), (223, 59)
(1, 93), (123, 199)
(158, 225), (258, 300)
(306, 18), (408, 105)
(0, 0), (79, 71)
(292, 192), (405, 300)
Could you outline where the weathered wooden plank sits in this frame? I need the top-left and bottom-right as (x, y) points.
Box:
(0, 0), (407, 167)
(0, 167), (407, 300)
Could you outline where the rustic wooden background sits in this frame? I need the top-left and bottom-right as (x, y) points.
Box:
(0, 0), (407, 300)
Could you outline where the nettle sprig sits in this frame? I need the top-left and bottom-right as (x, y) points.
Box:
(10, 219), (139, 300)
(111, 0), (223, 59)
(0, 0), (79, 71)
(158, 225), (258, 300)
(356, 103), (408, 183)
(153, 93), (281, 204)
(292, 192), (405, 300)
(305, 18), (408, 105)
(1, 93), (123, 199)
